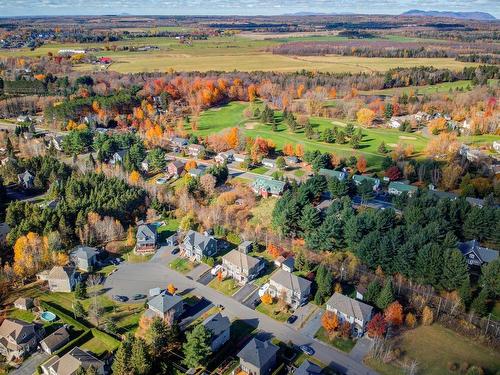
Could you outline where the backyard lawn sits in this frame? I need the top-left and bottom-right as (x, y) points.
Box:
(169, 258), (195, 273)
(314, 327), (356, 353)
(7, 308), (36, 322)
(208, 278), (241, 296)
(256, 302), (292, 322)
(157, 218), (180, 242)
(366, 324), (500, 375)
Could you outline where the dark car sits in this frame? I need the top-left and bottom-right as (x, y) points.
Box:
(132, 294), (146, 300)
(172, 247), (180, 255)
(112, 295), (128, 302)
(299, 345), (314, 356)
(287, 315), (298, 324)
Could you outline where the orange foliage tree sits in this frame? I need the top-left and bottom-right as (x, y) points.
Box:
(225, 127), (239, 149)
(295, 144), (304, 158)
(384, 301), (404, 326)
(261, 293), (273, 305)
(267, 244), (284, 259)
(356, 155), (367, 173)
(321, 311), (339, 336)
(185, 160), (197, 171)
(283, 144), (295, 156)
(167, 283), (177, 295)
(129, 170), (141, 184)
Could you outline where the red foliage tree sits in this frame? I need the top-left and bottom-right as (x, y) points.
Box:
(367, 313), (387, 338)
(385, 166), (402, 181)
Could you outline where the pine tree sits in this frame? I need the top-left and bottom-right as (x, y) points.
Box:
(131, 338), (152, 375)
(440, 249), (469, 291)
(470, 289), (489, 317)
(414, 244), (442, 286)
(480, 259), (500, 297)
(299, 204), (321, 234)
(73, 300), (85, 319)
(377, 141), (387, 154)
(75, 282), (87, 299)
(112, 339), (132, 375)
(147, 317), (171, 358)
(458, 279), (472, 307)
(376, 279), (394, 310)
(364, 280), (381, 304)
(182, 324), (212, 368)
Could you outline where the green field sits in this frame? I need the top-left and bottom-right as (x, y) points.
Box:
(0, 34), (480, 74)
(208, 278), (241, 296)
(194, 102), (428, 168)
(169, 258), (194, 273)
(366, 324), (500, 375)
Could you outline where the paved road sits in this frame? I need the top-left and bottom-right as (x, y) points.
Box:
(0, 120), (65, 136)
(105, 254), (377, 375)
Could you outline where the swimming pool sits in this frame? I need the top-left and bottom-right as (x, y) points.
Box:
(40, 311), (57, 322)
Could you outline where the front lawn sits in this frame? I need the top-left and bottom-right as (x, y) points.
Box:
(251, 166), (270, 175)
(256, 302), (292, 322)
(208, 278), (241, 296)
(366, 324), (500, 375)
(169, 258), (194, 274)
(315, 327), (356, 353)
(125, 251), (153, 263)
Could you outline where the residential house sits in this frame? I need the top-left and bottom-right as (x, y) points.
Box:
(215, 151), (234, 164)
(109, 150), (127, 165)
(47, 266), (76, 293)
(202, 312), (231, 352)
(18, 170), (34, 189)
(187, 144), (205, 158)
(222, 250), (265, 284)
(252, 177), (287, 198)
(48, 136), (65, 152)
(233, 153), (246, 163)
(274, 256), (286, 268)
(136, 224), (158, 253)
(355, 285), (368, 301)
(326, 293), (373, 335)
(40, 326), (70, 354)
(269, 269), (312, 309)
(261, 158), (276, 168)
(13, 297), (33, 311)
(427, 187), (458, 201)
(352, 175), (380, 191)
(182, 230), (217, 261)
(146, 293), (184, 321)
(294, 360), (323, 375)
(171, 137), (188, 150)
(315, 199), (333, 215)
(281, 257), (295, 273)
(458, 240), (499, 268)
(285, 156), (299, 166)
(238, 240), (253, 254)
(140, 159), (150, 172)
(388, 181), (418, 197)
(493, 140), (500, 153)
(0, 319), (39, 361)
(70, 246), (98, 272)
(167, 160), (185, 176)
(319, 168), (347, 181)
(42, 346), (105, 375)
(237, 338), (279, 375)
(189, 167), (205, 178)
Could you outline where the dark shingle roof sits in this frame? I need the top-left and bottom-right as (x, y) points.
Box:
(458, 240), (499, 264)
(326, 293), (373, 322)
(294, 360), (323, 375)
(237, 338), (278, 368)
(202, 312), (231, 338)
(270, 269), (311, 294)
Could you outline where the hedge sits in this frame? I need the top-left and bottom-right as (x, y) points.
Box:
(53, 329), (93, 357)
(90, 328), (121, 351)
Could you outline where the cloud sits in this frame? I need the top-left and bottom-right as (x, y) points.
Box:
(0, 0), (498, 17)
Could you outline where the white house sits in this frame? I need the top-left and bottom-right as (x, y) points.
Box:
(326, 293), (373, 335)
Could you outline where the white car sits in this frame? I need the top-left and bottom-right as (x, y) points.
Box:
(258, 283), (270, 297)
(210, 264), (223, 276)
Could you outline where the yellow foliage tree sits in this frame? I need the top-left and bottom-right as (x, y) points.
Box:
(185, 160), (197, 171)
(167, 283), (177, 295)
(356, 108), (376, 126)
(261, 293), (273, 305)
(13, 232), (49, 280)
(405, 312), (417, 328)
(129, 170), (141, 184)
(422, 306), (434, 326)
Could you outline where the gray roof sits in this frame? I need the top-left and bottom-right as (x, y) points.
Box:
(428, 189), (458, 200)
(282, 257), (295, 270)
(189, 167), (205, 177)
(262, 158), (276, 165)
(169, 160), (185, 169)
(458, 240), (499, 264)
(49, 346), (103, 375)
(237, 338), (279, 368)
(71, 246), (97, 261)
(48, 266), (75, 281)
(388, 181), (418, 193)
(326, 293), (373, 322)
(40, 326), (69, 351)
(0, 319), (36, 344)
(202, 312), (231, 338)
(148, 293), (183, 313)
(295, 360), (323, 375)
(222, 250), (262, 270)
(114, 150), (127, 159)
(319, 168), (347, 181)
(137, 224), (157, 241)
(184, 230), (216, 252)
(18, 170), (34, 182)
(270, 269), (311, 294)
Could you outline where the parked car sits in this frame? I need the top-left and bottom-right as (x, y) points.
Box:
(210, 264), (223, 276)
(258, 283), (270, 297)
(287, 315), (298, 324)
(156, 177), (168, 185)
(299, 345), (314, 356)
(172, 247), (180, 255)
(132, 294), (146, 300)
(112, 295), (128, 302)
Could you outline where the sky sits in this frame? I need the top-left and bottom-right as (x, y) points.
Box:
(0, 0), (499, 17)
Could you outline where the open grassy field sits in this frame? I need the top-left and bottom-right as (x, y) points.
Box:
(194, 102), (428, 168)
(0, 34), (480, 74)
(366, 324), (500, 375)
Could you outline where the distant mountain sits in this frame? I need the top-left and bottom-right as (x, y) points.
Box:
(401, 9), (496, 21)
(283, 11), (355, 16)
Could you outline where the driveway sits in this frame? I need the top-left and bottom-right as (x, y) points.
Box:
(350, 336), (374, 362)
(150, 245), (178, 263)
(104, 262), (378, 375)
(232, 283), (258, 303)
(186, 263), (211, 281)
(197, 271), (215, 286)
(10, 351), (49, 375)
(242, 288), (261, 309)
(300, 308), (324, 338)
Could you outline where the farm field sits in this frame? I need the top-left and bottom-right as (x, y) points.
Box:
(193, 102), (429, 168)
(365, 324), (500, 375)
(0, 34), (480, 74)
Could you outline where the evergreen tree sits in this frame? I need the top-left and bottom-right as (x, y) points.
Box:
(182, 324), (212, 368)
(364, 280), (382, 304)
(458, 279), (472, 307)
(377, 141), (387, 154)
(376, 279), (394, 310)
(299, 204), (321, 235)
(75, 282), (87, 299)
(440, 249), (469, 291)
(414, 244), (442, 286)
(328, 178), (350, 198)
(85, 366), (98, 375)
(73, 300), (85, 319)
(112, 337), (132, 374)
(470, 289), (489, 317)
(480, 259), (500, 297)
(314, 263), (333, 304)
(147, 317), (173, 358)
(131, 338), (152, 375)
